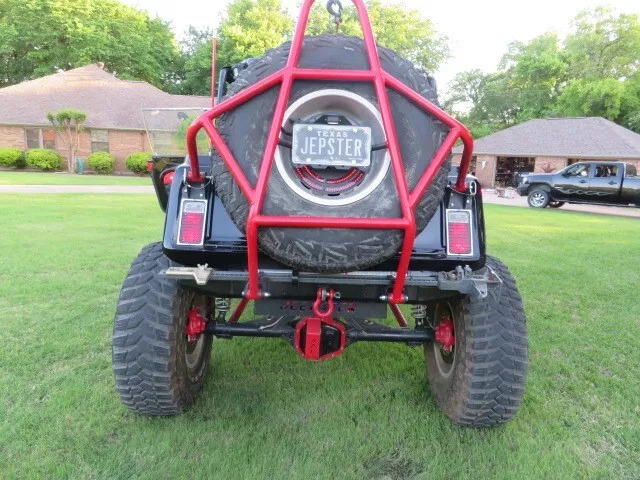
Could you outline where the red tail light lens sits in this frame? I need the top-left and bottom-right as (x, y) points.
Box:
(178, 200), (207, 245)
(446, 210), (473, 256)
(162, 171), (174, 185)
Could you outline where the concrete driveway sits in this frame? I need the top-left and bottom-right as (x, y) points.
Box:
(482, 191), (640, 218)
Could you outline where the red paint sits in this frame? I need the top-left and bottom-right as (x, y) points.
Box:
(448, 221), (471, 255)
(228, 297), (249, 323)
(312, 288), (335, 319)
(294, 316), (346, 361)
(389, 303), (409, 328)
(179, 212), (205, 244)
(185, 306), (206, 342)
(184, 0), (474, 303)
(434, 317), (455, 353)
(162, 171), (174, 185)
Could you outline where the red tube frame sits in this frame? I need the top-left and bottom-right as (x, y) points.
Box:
(186, 0), (473, 304)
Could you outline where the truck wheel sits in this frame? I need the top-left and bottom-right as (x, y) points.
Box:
(548, 201), (564, 208)
(424, 256), (528, 427)
(112, 243), (213, 416)
(527, 189), (549, 208)
(214, 34), (449, 273)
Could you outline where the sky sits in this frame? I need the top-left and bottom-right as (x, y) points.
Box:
(124, 0), (640, 96)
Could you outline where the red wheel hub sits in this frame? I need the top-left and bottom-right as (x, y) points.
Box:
(434, 316), (455, 353)
(185, 306), (206, 343)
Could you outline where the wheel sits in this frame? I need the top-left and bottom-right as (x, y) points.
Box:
(548, 201), (564, 208)
(214, 34), (449, 273)
(424, 256), (528, 427)
(527, 189), (549, 208)
(112, 243), (213, 416)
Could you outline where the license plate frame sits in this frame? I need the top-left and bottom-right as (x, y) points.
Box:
(291, 123), (372, 168)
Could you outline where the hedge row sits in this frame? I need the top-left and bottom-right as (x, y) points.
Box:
(0, 147), (153, 174)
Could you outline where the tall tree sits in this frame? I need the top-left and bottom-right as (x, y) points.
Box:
(305, 0), (449, 73)
(445, 7), (640, 135)
(564, 7), (640, 79)
(216, 0), (294, 70)
(178, 27), (216, 96)
(179, 0), (449, 95)
(0, 0), (181, 90)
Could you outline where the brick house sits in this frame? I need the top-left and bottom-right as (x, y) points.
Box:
(452, 117), (640, 187)
(0, 64), (209, 171)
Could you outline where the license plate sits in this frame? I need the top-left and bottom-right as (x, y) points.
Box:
(291, 124), (372, 168)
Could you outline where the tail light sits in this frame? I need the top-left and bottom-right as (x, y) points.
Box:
(446, 209), (473, 256)
(162, 171), (175, 185)
(177, 200), (207, 245)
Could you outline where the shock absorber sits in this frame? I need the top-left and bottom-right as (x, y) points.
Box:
(215, 298), (230, 322)
(411, 304), (427, 328)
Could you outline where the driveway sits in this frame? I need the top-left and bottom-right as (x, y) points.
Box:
(482, 191), (640, 218)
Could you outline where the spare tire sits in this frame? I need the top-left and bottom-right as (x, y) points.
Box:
(213, 34), (450, 273)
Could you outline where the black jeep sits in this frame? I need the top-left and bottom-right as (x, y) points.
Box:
(112, 0), (528, 427)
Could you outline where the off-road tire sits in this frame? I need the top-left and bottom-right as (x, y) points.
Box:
(527, 188), (549, 208)
(213, 34), (450, 273)
(112, 242), (213, 416)
(424, 256), (528, 427)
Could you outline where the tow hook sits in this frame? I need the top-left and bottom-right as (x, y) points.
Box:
(185, 306), (207, 342)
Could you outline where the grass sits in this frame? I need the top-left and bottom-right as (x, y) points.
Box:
(0, 171), (151, 185)
(1, 195), (639, 479)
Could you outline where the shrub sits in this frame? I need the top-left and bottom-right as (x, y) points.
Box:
(0, 147), (26, 168)
(26, 149), (63, 171)
(87, 152), (115, 174)
(126, 152), (152, 174)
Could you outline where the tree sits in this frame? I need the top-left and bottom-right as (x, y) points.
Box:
(216, 0), (293, 70)
(47, 109), (87, 173)
(179, 0), (450, 95)
(564, 7), (640, 80)
(445, 7), (640, 137)
(178, 27), (216, 96)
(0, 0), (181, 90)
(305, 0), (449, 73)
(499, 34), (567, 119)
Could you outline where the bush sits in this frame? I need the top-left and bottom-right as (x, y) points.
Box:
(126, 152), (152, 174)
(26, 149), (62, 171)
(0, 147), (26, 168)
(87, 152), (115, 174)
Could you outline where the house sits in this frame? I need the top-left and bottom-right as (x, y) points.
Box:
(0, 64), (210, 171)
(452, 117), (640, 187)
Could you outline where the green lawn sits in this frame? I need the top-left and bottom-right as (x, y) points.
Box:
(1, 195), (639, 479)
(0, 171), (151, 185)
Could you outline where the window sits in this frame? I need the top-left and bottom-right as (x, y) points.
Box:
(25, 128), (56, 149)
(564, 163), (590, 177)
(91, 130), (109, 152)
(42, 129), (55, 149)
(25, 129), (40, 149)
(594, 164), (618, 178)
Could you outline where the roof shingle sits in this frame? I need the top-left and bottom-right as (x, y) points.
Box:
(453, 117), (640, 159)
(0, 64), (210, 130)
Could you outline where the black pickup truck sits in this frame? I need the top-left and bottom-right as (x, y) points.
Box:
(517, 161), (640, 208)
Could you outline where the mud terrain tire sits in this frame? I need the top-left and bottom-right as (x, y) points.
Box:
(213, 34), (450, 273)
